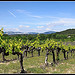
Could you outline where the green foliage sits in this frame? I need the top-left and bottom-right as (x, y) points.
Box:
(56, 29), (75, 34)
(0, 28), (75, 55)
(0, 28), (75, 74)
(0, 28), (4, 47)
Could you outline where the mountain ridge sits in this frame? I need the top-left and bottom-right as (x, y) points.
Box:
(4, 29), (75, 35)
(4, 31), (56, 35)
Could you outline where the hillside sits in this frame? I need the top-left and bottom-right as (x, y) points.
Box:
(42, 31), (56, 34)
(56, 29), (75, 34)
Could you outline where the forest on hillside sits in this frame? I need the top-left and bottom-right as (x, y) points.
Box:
(3, 29), (75, 42)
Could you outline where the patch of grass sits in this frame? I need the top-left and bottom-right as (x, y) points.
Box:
(0, 49), (75, 74)
(56, 64), (71, 73)
(52, 71), (60, 74)
(27, 67), (47, 73)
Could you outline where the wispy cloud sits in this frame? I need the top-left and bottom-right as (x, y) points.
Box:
(45, 28), (50, 31)
(16, 9), (31, 14)
(46, 17), (75, 27)
(19, 16), (75, 32)
(37, 26), (44, 28)
(30, 28), (44, 32)
(19, 22), (48, 26)
(0, 25), (6, 27)
(5, 28), (19, 32)
(16, 9), (42, 18)
(0, 25), (7, 30)
(45, 16), (60, 19)
(8, 10), (16, 18)
(45, 17), (75, 32)
(29, 15), (42, 18)
(19, 25), (30, 28)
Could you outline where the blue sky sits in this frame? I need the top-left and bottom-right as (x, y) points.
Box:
(0, 1), (75, 33)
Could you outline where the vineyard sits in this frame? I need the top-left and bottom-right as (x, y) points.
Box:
(0, 28), (75, 74)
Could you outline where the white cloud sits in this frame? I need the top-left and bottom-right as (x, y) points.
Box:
(5, 28), (19, 32)
(8, 10), (16, 18)
(46, 17), (75, 27)
(31, 15), (42, 18)
(45, 16), (60, 19)
(16, 9), (31, 15)
(24, 26), (30, 28)
(0, 25), (7, 27)
(20, 17), (75, 28)
(0, 25), (7, 30)
(19, 25), (30, 28)
(16, 9), (26, 13)
(19, 25), (22, 28)
(59, 18), (75, 24)
(16, 9), (43, 18)
(37, 26), (44, 28)
(30, 28), (43, 32)
(15, 28), (19, 31)
(19, 22), (49, 26)
(45, 28), (50, 31)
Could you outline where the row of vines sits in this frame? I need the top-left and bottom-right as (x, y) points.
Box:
(0, 28), (75, 73)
